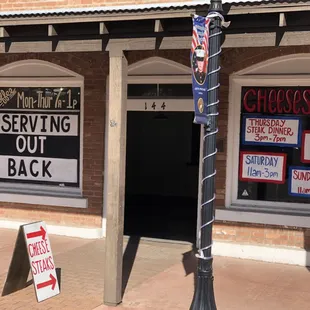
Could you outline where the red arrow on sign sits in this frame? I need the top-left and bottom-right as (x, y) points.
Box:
(26, 226), (46, 240)
(36, 274), (57, 290)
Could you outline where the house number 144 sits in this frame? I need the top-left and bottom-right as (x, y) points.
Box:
(144, 102), (166, 110)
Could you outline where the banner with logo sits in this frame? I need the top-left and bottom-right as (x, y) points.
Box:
(191, 15), (211, 125)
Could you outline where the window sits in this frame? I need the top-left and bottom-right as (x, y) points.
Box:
(0, 85), (82, 196)
(127, 84), (193, 99)
(229, 80), (310, 211)
(0, 60), (84, 202)
(238, 86), (310, 203)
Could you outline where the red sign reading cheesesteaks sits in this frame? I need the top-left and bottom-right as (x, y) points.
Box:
(242, 87), (310, 114)
(23, 221), (59, 302)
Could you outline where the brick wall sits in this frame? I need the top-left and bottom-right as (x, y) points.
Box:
(0, 51), (109, 228)
(1, 46), (310, 248)
(213, 45), (310, 249)
(213, 222), (310, 249)
(126, 47), (310, 249)
(0, 0), (191, 12)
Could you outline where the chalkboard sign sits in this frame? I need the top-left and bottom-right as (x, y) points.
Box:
(0, 87), (81, 187)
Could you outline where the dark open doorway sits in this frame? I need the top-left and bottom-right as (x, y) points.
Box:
(124, 111), (200, 242)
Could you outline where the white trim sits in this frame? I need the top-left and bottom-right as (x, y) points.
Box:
(216, 209), (310, 228)
(0, 219), (102, 239)
(0, 60), (85, 200)
(128, 56), (191, 76)
(213, 240), (310, 266)
(0, 59), (84, 79)
(226, 61), (310, 213)
(235, 54), (310, 76)
(0, 192), (87, 208)
(127, 99), (193, 112)
(128, 75), (191, 84)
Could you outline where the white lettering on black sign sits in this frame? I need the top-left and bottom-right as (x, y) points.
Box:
(0, 87), (81, 187)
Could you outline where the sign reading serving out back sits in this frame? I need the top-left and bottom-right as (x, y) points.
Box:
(0, 87), (81, 187)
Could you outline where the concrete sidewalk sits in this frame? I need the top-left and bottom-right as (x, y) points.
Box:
(0, 228), (310, 309)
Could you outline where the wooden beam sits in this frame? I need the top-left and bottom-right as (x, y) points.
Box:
(2, 30), (310, 53)
(48, 25), (58, 36)
(106, 38), (155, 51)
(103, 47), (128, 307)
(279, 13), (287, 27)
(0, 10), (196, 26)
(154, 19), (163, 32)
(0, 27), (9, 38)
(99, 22), (109, 35)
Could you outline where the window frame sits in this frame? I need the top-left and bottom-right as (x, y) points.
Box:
(0, 78), (85, 201)
(226, 74), (310, 215)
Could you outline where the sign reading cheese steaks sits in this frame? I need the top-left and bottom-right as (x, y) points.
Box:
(0, 87), (81, 187)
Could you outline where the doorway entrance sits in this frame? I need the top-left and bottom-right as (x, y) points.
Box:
(121, 57), (201, 242)
(124, 94), (201, 242)
(124, 111), (200, 241)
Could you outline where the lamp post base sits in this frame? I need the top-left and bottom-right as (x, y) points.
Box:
(189, 258), (216, 310)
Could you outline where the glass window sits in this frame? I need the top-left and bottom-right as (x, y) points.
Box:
(0, 86), (82, 195)
(127, 84), (157, 98)
(127, 84), (193, 99)
(237, 86), (310, 204)
(158, 84), (193, 98)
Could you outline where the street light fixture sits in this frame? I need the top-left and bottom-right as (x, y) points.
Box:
(190, 0), (223, 309)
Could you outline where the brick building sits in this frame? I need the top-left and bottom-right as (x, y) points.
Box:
(0, 0), (309, 271)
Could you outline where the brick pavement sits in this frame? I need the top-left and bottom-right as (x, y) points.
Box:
(97, 254), (310, 310)
(0, 229), (191, 310)
(1, 228), (310, 310)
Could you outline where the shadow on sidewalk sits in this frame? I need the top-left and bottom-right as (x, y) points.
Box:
(182, 243), (198, 290)
(122, 235), (141, 297)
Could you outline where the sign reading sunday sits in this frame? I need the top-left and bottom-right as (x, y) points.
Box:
(0, 87), (80, 186)
(288, 166), (310, 197)
(239, 151), (287, 184)
(242, 115), (301, 147)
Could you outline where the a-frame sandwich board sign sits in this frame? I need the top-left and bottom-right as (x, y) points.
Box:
(2, 221), (60, 303)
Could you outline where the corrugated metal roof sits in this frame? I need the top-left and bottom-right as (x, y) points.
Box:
(0, 1), (282, 17)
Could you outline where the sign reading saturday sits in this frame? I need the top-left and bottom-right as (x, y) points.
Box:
(241, 115), (301, 147)
(239, 151), (287, 184)
(0, 87), (80, 187)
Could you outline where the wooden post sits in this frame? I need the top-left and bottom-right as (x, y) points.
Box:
(103, 47), (128, 306)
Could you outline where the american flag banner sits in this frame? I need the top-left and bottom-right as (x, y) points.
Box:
(191, 14), (211, 125)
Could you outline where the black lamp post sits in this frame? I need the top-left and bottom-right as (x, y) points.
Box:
(190, 1), (223, 309)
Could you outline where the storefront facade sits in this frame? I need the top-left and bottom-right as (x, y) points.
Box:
(0, 0), (309, 268)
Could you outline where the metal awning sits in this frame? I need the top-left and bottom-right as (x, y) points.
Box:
(0, 0), (308, 53)
(0, 1), (291, 17)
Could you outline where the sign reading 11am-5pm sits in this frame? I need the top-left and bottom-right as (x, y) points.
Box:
(0, 87), (81, 187)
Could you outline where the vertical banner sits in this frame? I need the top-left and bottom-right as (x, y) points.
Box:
(191, 15), (210, 125)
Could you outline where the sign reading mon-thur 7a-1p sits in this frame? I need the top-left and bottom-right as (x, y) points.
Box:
(23, 221), (59, 302)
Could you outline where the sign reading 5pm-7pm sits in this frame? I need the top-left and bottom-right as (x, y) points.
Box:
(0, 87), (81, 187)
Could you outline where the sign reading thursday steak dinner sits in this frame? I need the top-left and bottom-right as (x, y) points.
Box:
(23, 221), (60, 302)
(0, 87), (81, 187)
(241, 115), (301, 147)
